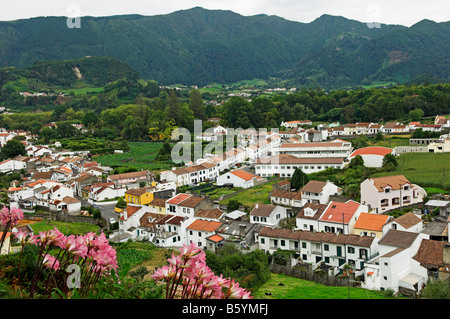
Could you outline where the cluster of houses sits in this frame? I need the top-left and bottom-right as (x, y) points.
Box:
(1, 114), (449, 297)
(114, 171), (449, 296)
(0, 129), (168, 215)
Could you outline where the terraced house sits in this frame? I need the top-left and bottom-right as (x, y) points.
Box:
(257, 227), (378, 277)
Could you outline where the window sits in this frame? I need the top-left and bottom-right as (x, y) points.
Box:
(280, 240), (285, 246)
(260, 238), (265, 244)
(324, 244), (329, 251)
(348, 247), (355, 254)
(302, 242), (307, 249)
(384, 188), (391, 193)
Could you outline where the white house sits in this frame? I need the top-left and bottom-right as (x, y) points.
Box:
(255, 154), (345, 177)
(257, 226), (378, 276)
(370, 229), (428, 294)
(0, 159), (27, 173)
(275, 141), (353, 158)
(160, 162), (218, 187)
(381, 212), (424, 234)
(428, 138), (450, 153)
(50, 196), (81, 214)
(165, 193), (211, 218)
(300, 180), (341, 206)
(216, 169), (263, 189)
(295, 202), (328, 232)
(185, 219), (223, 249)
(360, 175), (426, 213)
(249, 204), (288, 226)
(138, 212), (186, 247)
(317, 200), (369, 235)
(347, 147), (394, 168)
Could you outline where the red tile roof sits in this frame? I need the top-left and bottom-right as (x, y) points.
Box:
(320, 201), (361, 224)
(350, 147), (393, 158)
(187, 219), (222, 232)
(166, 194), (191, 205)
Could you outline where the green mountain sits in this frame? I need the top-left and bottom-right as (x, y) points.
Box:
(0, 56), (140, 89)
(0, 7), (448, 88)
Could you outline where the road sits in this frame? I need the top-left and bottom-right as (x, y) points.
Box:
(81, 199), (119, 225)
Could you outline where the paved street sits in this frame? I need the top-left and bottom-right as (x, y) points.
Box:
(81, 199), (119, 225)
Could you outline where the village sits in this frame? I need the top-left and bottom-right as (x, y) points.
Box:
(0, 114), (449, 298)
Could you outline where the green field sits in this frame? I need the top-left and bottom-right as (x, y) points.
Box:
(253, 273), (396, 299)
(30, 220), (100, 236)
(368, 135), (412, 148)
(373, 152), (450, 189)
(220, 179), (279, 208)
(94, 142), (174, 172)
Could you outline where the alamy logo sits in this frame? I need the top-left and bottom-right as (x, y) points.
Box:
(66, 4), (82, 29)
(66, 264), (81, 289)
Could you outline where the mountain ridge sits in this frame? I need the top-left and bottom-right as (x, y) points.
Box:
(0, 7), (448, 88)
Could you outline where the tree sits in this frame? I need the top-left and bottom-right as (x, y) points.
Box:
(165, 90), (182, 126)
(423, 279), (450, 299)
(227, 199), (243, 212)
(188, 89), (205, 120)
(1, 139), (26, 158)
(82, 111), (99, 128)
(382, 153), (398, 171)
(408, 108), (425, 121)
(290, 168), (309, 190)
(348, 155), (364, 168)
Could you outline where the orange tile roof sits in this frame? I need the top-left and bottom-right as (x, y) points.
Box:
(118, 205), (142, 221)
(230, 169), (259, 181)
(166, 194), (191, 205)
(354, 213), (391, 231)
(320, 201), (361, 224)
(370, 175), (411, 192)
(207, 234), (225, 242)
(187, 219), (222, 232)
(350, 147), (393, 157)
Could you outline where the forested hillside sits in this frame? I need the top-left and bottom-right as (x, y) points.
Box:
(0, 7), (448, 88)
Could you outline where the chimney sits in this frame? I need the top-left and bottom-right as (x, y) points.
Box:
(443, 244), (450, 265)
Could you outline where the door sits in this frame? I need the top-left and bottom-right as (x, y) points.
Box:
(336, 246), (342, 257)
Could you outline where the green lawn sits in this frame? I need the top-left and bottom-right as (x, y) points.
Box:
(253, 273), (395, 299)
(220, 179), (279, 208)
(94, 142), (175, 172)
(30, 220), (100, 236)
(372, 152), (450, 189)
(368, 136), (411, 148)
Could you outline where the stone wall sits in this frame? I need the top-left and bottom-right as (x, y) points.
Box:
(269, 259), (357, 288)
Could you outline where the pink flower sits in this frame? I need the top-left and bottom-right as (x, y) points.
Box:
(42, 254), (60, 271)
(13, 229), (28, 245)
(0, 207), (24, 226)
(152, 265), (176, 282)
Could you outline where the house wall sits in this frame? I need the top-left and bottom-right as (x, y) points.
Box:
(217, 172), (254, 188)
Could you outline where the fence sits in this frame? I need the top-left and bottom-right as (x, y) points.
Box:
(270, 257), (358, 288)
(24, 211), (99, 225)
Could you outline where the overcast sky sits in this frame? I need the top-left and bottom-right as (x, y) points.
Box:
(1, 0), (449, 26)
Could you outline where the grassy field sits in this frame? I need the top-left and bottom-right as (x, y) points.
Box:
(368, 135), (411, 148)
(253, 273), (395, 299)
(94, 142), (174, 172)
(219, 179), (279, 208)
(372, 152), (450, 189)
(30, 220), (100, 235)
